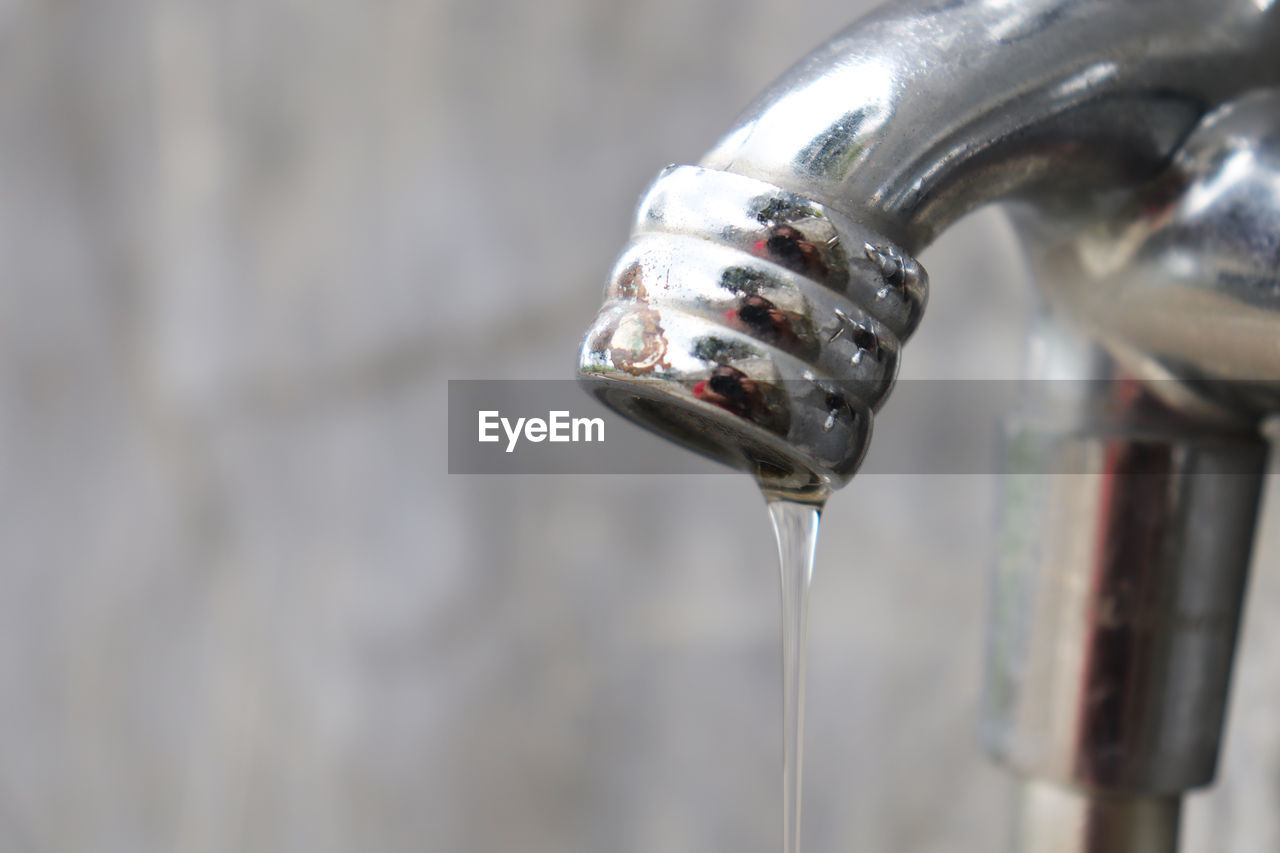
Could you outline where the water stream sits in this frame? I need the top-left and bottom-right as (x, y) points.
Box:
(764, 493), (825, 853)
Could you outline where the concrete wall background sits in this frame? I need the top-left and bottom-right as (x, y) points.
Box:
(2, 0), (1279, 850)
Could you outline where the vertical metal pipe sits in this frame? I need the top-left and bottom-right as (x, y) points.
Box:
(982, 326), (1268, 850)
(1014, 780), (1180, 853)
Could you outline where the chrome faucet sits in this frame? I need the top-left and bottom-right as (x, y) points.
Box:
(578, 1), (1280, 849)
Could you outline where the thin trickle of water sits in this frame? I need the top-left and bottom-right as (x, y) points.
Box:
(765, 493), (825, 853)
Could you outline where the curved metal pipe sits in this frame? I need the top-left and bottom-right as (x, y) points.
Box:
(702, 0), (1280, 251)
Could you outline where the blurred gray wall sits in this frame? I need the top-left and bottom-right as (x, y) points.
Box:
(2, 0), (1279, 851)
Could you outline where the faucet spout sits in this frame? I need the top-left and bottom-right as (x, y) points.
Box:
(579, 0), (1279, 495)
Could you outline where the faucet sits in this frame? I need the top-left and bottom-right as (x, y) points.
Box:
(578, 1), (1280, 850)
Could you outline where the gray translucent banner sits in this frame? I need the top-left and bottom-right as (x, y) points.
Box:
(449, 380), (1273, 476)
